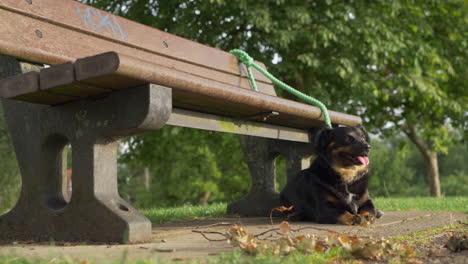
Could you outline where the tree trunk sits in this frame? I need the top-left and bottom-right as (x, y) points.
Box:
(425, 151), (441, 197)
(143, 167), (150, 191)
(403, 123), (441, 197)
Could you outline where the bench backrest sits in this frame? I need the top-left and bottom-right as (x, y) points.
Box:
(0, 0), (274, 95)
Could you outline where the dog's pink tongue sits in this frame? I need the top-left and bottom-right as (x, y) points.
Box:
(357, 156), (370, 165)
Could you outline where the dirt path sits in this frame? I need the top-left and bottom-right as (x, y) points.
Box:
(0, 211), (466, 262)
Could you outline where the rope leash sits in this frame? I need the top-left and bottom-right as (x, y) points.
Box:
(230, 49), (332, 128)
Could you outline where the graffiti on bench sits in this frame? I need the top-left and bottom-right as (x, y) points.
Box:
(76, 6), (127, 41)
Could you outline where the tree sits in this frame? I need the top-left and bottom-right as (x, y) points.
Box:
(82, 0), (466, 197)
(118, 127), (250, 207)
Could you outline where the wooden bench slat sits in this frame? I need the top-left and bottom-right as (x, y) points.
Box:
(0, 2), (276, 96)
(39, 62), (75, 91)
(167, 108), (310, 143)
(40, 62), (112, 97)
(1, 0), (271, 81)
(0, 70), (77, 104)
(0, 71), (39, 98)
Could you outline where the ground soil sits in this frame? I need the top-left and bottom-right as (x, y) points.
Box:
(0, 211), (466, 263)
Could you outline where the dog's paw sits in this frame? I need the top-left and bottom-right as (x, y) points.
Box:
(337, 212), (362, 226)
(358, 211), (376, 225)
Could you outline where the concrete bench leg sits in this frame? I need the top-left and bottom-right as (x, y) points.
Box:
(0, 57), (172, 243)
(227, 136), (314, 216)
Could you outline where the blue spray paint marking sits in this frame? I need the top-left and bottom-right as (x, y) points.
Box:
(76, 6), (128, 41)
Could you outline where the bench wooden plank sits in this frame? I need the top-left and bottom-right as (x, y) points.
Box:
(40, 62), (111, 97)
(0, 70), (76, 104)
(167, 108), (310, 143)
(0, 2), (276, 96)
(1, 0), (270, 81)
(0, 71), (39, 98)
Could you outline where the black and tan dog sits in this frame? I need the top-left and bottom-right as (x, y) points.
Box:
(279, 125), (382, 225)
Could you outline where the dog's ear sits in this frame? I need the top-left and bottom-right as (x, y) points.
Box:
(355, 124), (370, 143)
(311, 126), (332, 154)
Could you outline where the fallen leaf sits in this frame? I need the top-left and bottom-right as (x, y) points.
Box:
(403, 244), (415, 257)
(351, 242), (383, 260)
(315, 241), (328, 252)
(278, 221), (291, 233)
(446, 234), (468, 252)
(272, 205), (294, 213)
(270, 206), (294, 225)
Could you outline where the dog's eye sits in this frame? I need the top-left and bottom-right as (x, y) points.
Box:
(346, 135), (356, 143)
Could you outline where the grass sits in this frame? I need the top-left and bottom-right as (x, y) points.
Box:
(141, 197), (467, 223)
(391, 221), (468, 245)
(140, 203), (227, 223)
(373, 196), (468, 214)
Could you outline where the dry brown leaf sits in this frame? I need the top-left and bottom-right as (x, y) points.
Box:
(221, 223), (416, 260)
(278, 221), (291, 233)
(270, 206), (295, 225)
(274, 205), (294, 212)
(351, 242), (383, 260)
(295, 235), (306, 241)
(226, 224), (258, 253)
(315, 241), (328, 252)
(446, 234), (468, 252)
(403, 244), (415, 257)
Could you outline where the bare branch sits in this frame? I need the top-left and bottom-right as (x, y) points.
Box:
(193, 222), (236, 229)
(191, 230), (227, 242)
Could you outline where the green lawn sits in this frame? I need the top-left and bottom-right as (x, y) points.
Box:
(373, 196), (468, 214)
(140, 203), (227, 223)
(141, 197), (467, 223)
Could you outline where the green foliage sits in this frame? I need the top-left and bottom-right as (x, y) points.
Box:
(119, 127), (250, 207)
(0, 105), (20, 213)
(369, 137), (468, 197)
(368, 139), (417, 197)
(439, 170), (468, 197)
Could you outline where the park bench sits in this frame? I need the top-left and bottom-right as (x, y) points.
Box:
(0, 0), (361, 243)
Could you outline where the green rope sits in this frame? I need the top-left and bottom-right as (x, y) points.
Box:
(230, 49), (332, 128)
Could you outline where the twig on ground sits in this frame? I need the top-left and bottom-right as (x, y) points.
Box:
(254, 228), (283, 239)
(293, 226), (338, 233)
(191, 230), (227, 241)
(193, 222), (235, 229)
